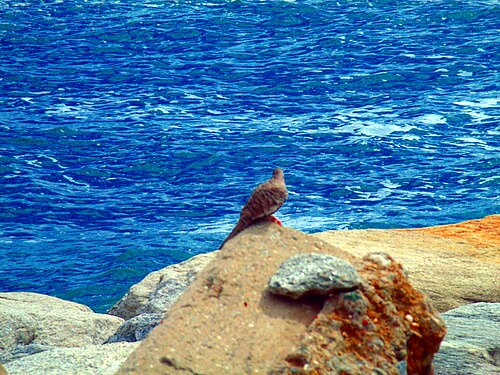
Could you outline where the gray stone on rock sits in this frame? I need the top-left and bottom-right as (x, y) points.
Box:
(267, 253), (361, 299)
(434, 302), (500, 374)
(106, 313), (162, 343)
(4, 342), (139, 375)
(0, 292), (124, 364)
(108, 251), (216, 320)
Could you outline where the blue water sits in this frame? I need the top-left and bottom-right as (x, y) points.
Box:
(0, 0), (498, 313)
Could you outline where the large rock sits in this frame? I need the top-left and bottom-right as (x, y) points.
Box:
(107, 252), (217, 343)
(434, 302), (500, 374)
(0, 292), (124, 363)
(108, 251), (217, 320)
(3, 342), (138, 375)
(315, 215), (500, 312)
(117, 223), (446, 374)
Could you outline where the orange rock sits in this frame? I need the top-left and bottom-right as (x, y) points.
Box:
(279, 253), (446, 374)
(315, 215), (500, 311)
(401, 214), (500, 250)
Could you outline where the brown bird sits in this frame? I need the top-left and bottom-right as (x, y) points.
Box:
(219, 168), (288, 249)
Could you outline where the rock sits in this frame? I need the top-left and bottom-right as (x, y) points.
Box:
(408, 214), (500, 253)
(117, 223), (445, 374)
(268, 253), (361, 299)
(0, 362), (6, 375)
(106, 313), (163, 343)
(285, 252), (446, 374)
(3, 342), (139, 375)
(106, 251), (216, 344)
(108, 251), (217, 320)
(315, 215), (500, 312)
(434, 302), (500, 374)
(108, 215), (498, 346)
(0, 292), (124, 363)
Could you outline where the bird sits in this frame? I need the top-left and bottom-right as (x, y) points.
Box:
(219, 168), (288, 249)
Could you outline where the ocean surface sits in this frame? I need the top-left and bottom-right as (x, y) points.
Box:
(0, 0), (498, 313)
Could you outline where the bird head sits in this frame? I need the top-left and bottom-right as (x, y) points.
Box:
(272, 168), (284, 181)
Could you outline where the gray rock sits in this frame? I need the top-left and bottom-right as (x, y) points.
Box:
(4, 342), (139, 375)
(267, 253), (361, 299)
(434, 302), (500, 374)
(0, 292), (124, 363)
(106, 313), (162, 343)
(105, 252), (216, 344)
(108, 251), (216, 320)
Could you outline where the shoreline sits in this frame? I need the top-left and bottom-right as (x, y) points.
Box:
(1, 214), (499, 374)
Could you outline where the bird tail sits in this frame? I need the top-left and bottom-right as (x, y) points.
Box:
(219, 220), (247, 249)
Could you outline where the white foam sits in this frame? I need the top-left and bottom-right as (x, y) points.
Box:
(456, 137), (487, 145)
(465, 110), (492, 122)
(62, 175), (90, 188)
(453, 98), (499, 108)
(336, 122), (416, 137)
(417, 114), (447, 125)
(479, 176), (499, 185)
(426, 55), (455, 59)
(381, 180), (401, 189)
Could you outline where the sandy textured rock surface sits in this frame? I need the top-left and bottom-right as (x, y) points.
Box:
(117, 223), (445, 374)
(315, 215), (500, 312)
(119, 223), (344, 374)
(0, 292), (124, 363)
(4, 342), (138, 375)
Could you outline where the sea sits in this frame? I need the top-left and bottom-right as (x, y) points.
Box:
(0, 0), (498, 313)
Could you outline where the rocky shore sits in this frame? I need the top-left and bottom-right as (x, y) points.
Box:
(1, 215), (499, 374)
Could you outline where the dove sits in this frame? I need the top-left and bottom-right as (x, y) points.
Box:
(219, 168), (288, 249)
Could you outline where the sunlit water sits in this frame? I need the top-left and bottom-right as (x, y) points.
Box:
(0, 0), (498, 312)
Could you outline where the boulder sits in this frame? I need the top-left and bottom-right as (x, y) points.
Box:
(108, 251), (217, 320)
(3, 342), (138, 375)
(0, 292), (124, 363)
(434, 302), (500, 374)
(117, 223), (446, 374)
(315, 215), (500, 312)
(107, 252), (217, 343)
